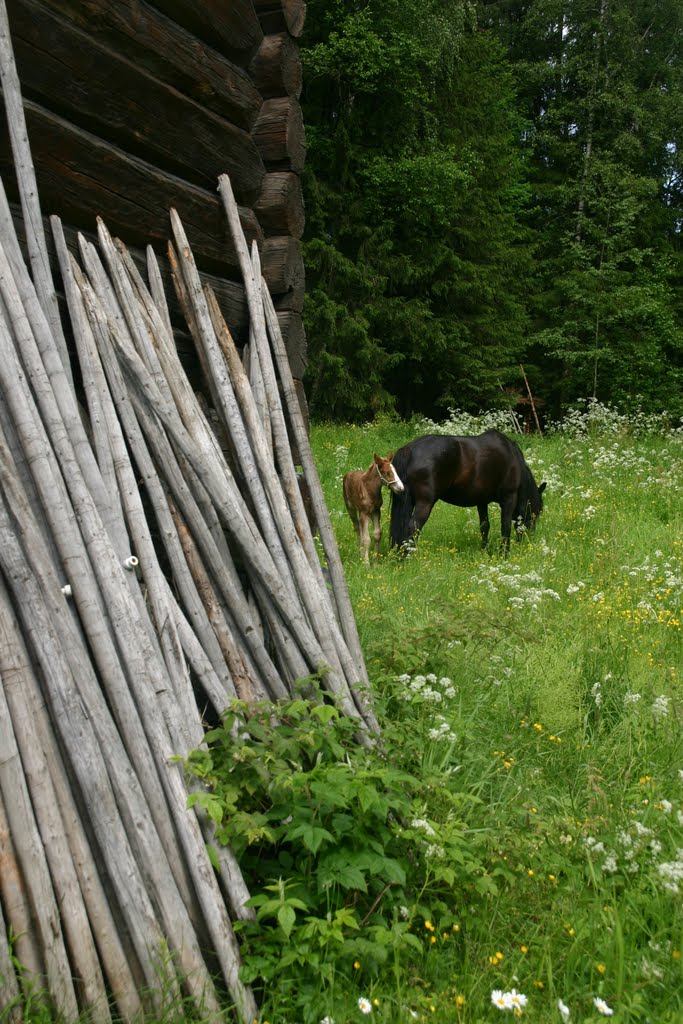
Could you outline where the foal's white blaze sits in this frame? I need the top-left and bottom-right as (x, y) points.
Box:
(389, 464), (405, 493)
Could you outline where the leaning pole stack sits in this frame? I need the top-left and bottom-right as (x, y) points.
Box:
(0, 2), (374, 1019)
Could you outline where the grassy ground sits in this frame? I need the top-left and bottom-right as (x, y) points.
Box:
(10, 407), (683, 1024)
(304, 407), (683, 1024)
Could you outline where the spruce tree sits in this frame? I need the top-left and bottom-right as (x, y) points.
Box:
(301, 0), (534, 420)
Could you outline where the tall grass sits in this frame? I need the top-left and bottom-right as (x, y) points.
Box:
(9, 405), (683, 1024)
(307, 404), (683, 1023)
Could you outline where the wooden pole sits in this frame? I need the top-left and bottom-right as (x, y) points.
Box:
(520, 364), (543, 436)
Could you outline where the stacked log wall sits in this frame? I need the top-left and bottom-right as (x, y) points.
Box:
(0, 0), (307, 409)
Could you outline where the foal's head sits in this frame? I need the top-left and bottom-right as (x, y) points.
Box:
(374, 452), (405, 494)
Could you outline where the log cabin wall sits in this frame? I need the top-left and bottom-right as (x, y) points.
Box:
(0, 0), (308, 412)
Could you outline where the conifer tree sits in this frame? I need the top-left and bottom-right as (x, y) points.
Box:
(301, 0), (534, 420)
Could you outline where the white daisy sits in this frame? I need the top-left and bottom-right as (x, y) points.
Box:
(492, 989), (512, 1010)
(358, 997), (372, 1015)
(509, 989), (527, 1010)
(593, 996), (614, 1016)
(557, 998), (570, 1022)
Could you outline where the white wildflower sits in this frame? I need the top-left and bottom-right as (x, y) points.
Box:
(410, 819), (436, 837)
(558, 998), (571, 1022)
(602, 855), (618, 874)
(593, 996), (614, 1016)
(509, 990), (528, 1011)
(652, 695), (671, 720)
(491, 990), (512, 1011)
(358, 997), (372, 1015)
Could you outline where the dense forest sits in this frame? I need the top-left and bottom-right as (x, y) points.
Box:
(299, 0), (683, 422)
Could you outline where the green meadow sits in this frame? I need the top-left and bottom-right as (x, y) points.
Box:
(14, 405), (683, 1024)
(237, 403), (682, 1024)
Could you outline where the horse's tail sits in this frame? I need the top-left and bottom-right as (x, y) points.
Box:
(389, 448), (413, 547)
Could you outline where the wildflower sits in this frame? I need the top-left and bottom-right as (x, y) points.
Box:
(456, 995), (465, 1008)
(652, 695), (671, 720)
(593, 996), (614, 1016)
(358, 997), (372, 1015)
(399, 906), (409, 920)
(528, 869), (534, 877)
(534, 980), (544, 990)
(674, 950), (681, 960)
(557, 998), (570, 1022)
(520, 945), (528, 954)
(372, 999), (379, 1007)
(353, 961), (361, 970)
(412, 819), (437, 837)
(491, 990), (512, 1010)
(596, 963), (606, 974)
(424, 920), (435, 932)
(320, 1017), (336, 1024)
(509, 990), (528, 1011)
(602, 855), (618, 875)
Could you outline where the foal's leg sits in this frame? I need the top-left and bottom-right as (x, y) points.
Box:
(371, 509), (381, 558)
(359, 512), (371, 562)
(477, 503), (490, 548)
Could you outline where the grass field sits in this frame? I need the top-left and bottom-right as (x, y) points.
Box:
(293, 405), (683, 1024)
(11, 406), (683, 1024)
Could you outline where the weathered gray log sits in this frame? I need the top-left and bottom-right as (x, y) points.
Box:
(0, 578), (143, 1020)
(0, 416), (256, 1019)
(25, 0), (263, 129)
(61, 260), (259, 1015)
(252, 95), (306, 171)
(255, 172), (305, 238)
(103, 277), (350, 705)
(146, 0), (263, 63)
(0, 0), (68, 371)
(7, 0), (266, 202)
(67, 236), (229, 736)
(169, 208), (369, 710)
(91, 271), (287, 699)
(0, 887), (21, 1022)
(0, 100), (263, 273)
(0, 775), (45, 999)
(0, 316), (232, 1010)
(170, 500), (264, 703)
(261, 282), (371, 692)
(81, 243), (236, 715)
(8, 198), (252, 340)
(253, 0), (306, 37)
(0, 636), (101, 1022)
(249, 31), (302, 98)
(0, 471), (177, 1003)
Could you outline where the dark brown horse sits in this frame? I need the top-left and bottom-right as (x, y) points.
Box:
(389, 430), (546, 552)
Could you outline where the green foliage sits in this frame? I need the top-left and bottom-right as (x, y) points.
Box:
(298, 413), (683, 1022)
(301, 0), (683, 423)
(301, 2), (534, 421)
(184, 680), (489, 1023)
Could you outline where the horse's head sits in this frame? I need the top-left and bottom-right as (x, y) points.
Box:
(374, 452), (405, 494)
(517, 475), (546, 531)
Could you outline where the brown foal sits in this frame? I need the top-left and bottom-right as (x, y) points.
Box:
(343, 453), (404, 562)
